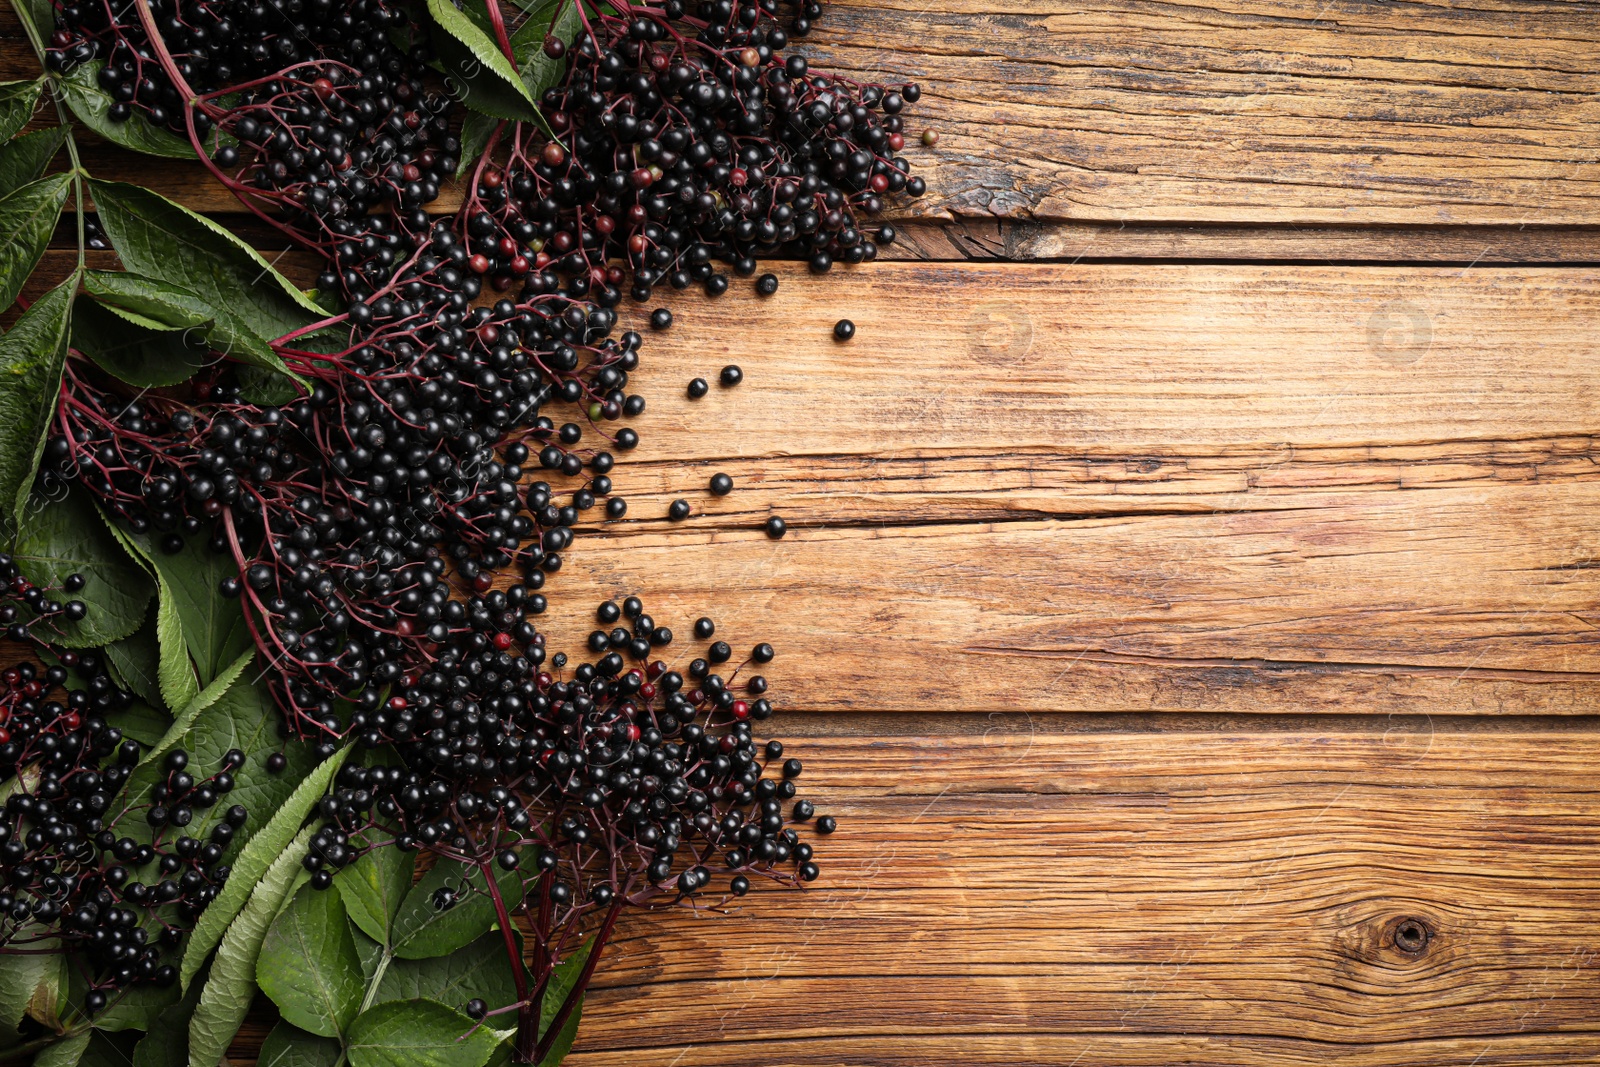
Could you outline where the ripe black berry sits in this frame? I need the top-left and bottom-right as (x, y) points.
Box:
(756, 274), (779, 297)
(694, 617), (715, 639)
(687, 378), (709, 399)
(668, 500), (691, 521)
(650, 309), (673, 330)
(833, 319), (855, 341)
(720, 366), (743, 387)
(709, 473), (733, 496)
(764, 516), (787, 539)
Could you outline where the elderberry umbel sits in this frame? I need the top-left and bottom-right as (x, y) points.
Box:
(295, 603), (831, 1063)
(457, 0), (925, 306)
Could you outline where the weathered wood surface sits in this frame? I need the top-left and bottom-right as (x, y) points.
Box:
(7, 0), (1600, 237)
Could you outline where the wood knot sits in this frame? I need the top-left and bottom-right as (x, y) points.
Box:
(1391, 916), (1432, 956)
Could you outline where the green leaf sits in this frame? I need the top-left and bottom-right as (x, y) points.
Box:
(72, 290), (214, 394)
(0, 924), (66, 1032)
(0, 276), (73, 540)
(135, 646), (253, 771)
(13, 486), (154, 646)
(455, 113), (500, 180)
(427, 0), (541, 121)
(257, 882), (365, 1039)
(373, 932), (518, 1013)
(178, 742), (350, 989)
(152, 568), (202, 712)
(0, 78), (44, 143)
(103, 607), (161, 705)
(188, 825), (318, 1067)
(103, 698), (170, 746)
(107, 523), (252, 685)
(513, 0), (579, 99)
(0, 173), (70, 312)
(85, 179), (317, 380)
(336, 838), (416, 946)
(56, 64), (196, 159)
(129, 962), (205, 1067)
(346, 999), (503, 1067)
(82, 270), (214, 332)
(33, 1030), (90, 1067)
(79, 979), (179, 1033)
(536, 940), (590, 1067)
(391, 858), (525, 960)
(0, 126), (68, 197)
(80, 1031), (142, 1067)
(257, 1022), (343, 1067)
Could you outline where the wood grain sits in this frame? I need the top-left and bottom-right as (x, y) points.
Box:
(6, 0), (1600, 230)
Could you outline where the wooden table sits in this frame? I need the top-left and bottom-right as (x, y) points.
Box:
(7, 2), (1600, 1063)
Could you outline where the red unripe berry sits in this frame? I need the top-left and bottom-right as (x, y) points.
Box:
(733, 701), (750, 720)
(543, 35), (565, 58)
(482, 170), (503, 188)
(542, 142), (566, 166)
(473, 573), (494, 592)
(630, 167), (653, 189)
(494, 633), (513, 650)
(627, 234), (648, 255)
(468, 254), (490, 274)
(498, 236), (517, 255)
(594, 214), (615, 234)
(510, 255), (530, 274)
(870, 173), (889, 193)
(402, 164), (420, 182)
(888, 132), (905, 151)
(311, 77), (335, 100)
(388, 696), (408, 710)
(730, 168), (747, 187)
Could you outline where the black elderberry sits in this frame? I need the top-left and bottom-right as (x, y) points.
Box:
(668, 500), (691, 521)
(719, 365), (743, 387)
(833, 319), (855, 341)
(764, 516), (787, 539)
(755, 274), (779, 297)
(694, 617), (715, 639)
(687, 378), (709, 399)
(708, 473), (733, 497)
(816, 816), (837, 834)
(650, 309), (673, 330)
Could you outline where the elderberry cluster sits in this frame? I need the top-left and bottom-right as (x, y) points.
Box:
(46, 283), (646, 744)
(461, 0), (923, 305)
(0, 624), (247, 1009)
(46, 0), (431, 136)
(303, 601), (830, 912)
(0, 553), (88, 648)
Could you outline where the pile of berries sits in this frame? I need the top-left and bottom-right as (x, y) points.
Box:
(465, 2), (923, 305)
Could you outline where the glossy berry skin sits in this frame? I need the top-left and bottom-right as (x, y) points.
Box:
(687, 377), (709, 399)
(694, 617), (715, 639)
(720, 365), (743, 387)
(833, 319), (855, 341)
(764, 516), (787, 540)
(709, 473), (733, 496)
(668, 499), (691, 521)
(755, 274), (779, 297)
(650, 309), (673, 330)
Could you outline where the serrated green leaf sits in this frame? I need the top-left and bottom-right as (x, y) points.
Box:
(373, 932), (518, 1013)
(428, 0), (541, 121)
(56, 64), (196, 159)
(0, 924), (65, 1032)
(0, 173), (70, 312)
(32, 1030), (90, 1067)
(336, 838), (416, 946)
(0, 78), (44, 143)
(70, 294), (214, 390)
(188, 825), (317, 1067)
(0, 275), (73, 542)
(257, 1022), (343, 1067)
(13, 486), (153, 646)
(82, 270), (214, 331)
(514, 0), (578, 98)
(179, 744), (350, 989)
(134, 645), (253, 770)
(257, 882), (365, 1038)
(153, 568), (201, 711)
(103, 608), (161, 705)
(74, 977), (178, 1032)
(536, 939), (590, 1067)
(103, 698), (170, 746)
(128, 961), (205, 1067)
(346, 998), (503, 1067)
(105, 523), (252, 685)
(85, 179), (315, 382)
(0, 126), (67, 197)
(391, 858), (525, 960)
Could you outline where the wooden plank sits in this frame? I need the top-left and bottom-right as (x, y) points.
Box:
(215, 730), (1600, 1065)
(6, 1), (1600, 229)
